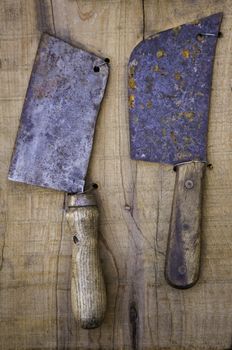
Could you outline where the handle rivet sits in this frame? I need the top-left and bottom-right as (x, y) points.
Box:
(73, 235), (79, 244)
(185, 179), (194, 189)
(178, 265), (186, 275)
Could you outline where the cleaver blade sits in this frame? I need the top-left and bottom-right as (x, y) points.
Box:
(8, 33), (109, 328)
(128, 13), (222, 288)
(9, 33), (108, 194)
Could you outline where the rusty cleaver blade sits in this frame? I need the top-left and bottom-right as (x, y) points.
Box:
(128, 13), (222, 288)
(8, 33), (109, 328)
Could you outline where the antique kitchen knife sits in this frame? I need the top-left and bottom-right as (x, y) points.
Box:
(128, 13), (222, 288)
(8, 34), (109, 328)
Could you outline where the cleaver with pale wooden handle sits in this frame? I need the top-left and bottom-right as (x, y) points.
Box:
(8, 33), (109, 328)
(128, 13), (222, 288)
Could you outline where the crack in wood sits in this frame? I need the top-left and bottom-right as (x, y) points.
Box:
(129, 301), (139, 350)
(141, 0), (145, 40)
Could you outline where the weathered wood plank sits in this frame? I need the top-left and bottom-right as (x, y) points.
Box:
(1, 0), (232, 349)
(51, 1), (144, 348)
(0, 1), (62, 349)
(143, 1), (232, 349)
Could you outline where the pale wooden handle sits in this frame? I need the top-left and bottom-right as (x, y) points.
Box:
(165, 162), (206, 288)
(66, 193), (106, 329)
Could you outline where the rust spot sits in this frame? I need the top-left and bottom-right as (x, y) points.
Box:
(182, 49), (190, 59)
(183, 136), (192, 144)
(156, 49), (166, 59)
(178, 111), (195, 121)
(184, 111), (194, 121)
(153, 64), (167, 76)
(129, 78), (136, 89)
(128, 95), (135, 109)
(192, 44), (201, 60)
(170, 131), (177, 144)
(129, 65), (135, 77)
(154, 64), (160, 72)
(146, 100), (153, 109)
(175, 72), (182, 80)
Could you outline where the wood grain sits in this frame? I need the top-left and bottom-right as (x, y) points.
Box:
(66, 193), (106, 329)
(165, 162), (206, 289)
(0, 0), (232, 349)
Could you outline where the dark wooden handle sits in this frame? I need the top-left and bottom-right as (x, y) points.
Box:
(165, 162), (206, 288)
(66, 193), (106, 329)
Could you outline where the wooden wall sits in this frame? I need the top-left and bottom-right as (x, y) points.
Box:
(0, 1), (232, 349)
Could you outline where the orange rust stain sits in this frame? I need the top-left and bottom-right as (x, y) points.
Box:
(128, 95), (135, 109)
(170, 131), (177, 144)
(184, 111), (194, 121)
(175, 72), (182, 80)
(129, 65), (135, 77)
(154, 64), (160, 72)
(128, 78), (136, 89)
(182, 49), (190, 59)
(183, 136), (192, 144)
(156, 49), (166, 59)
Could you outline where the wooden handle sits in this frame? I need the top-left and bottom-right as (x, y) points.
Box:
(165, 162), (206, 288)
(66, 193), (106, 329)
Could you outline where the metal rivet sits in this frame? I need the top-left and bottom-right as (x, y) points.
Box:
(196, 33), (204, 42)
(185, 179), (194, 189)
(178, 265), (186, 275)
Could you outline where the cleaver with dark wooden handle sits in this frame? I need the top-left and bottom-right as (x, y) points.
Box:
(8, 33), (109, 328)
(128, 13), (222, 288)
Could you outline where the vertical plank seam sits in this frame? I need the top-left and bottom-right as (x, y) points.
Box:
(142, 0), (145, 39)
(0, 231), (5, 271)
(153, 192), (160, 347)
(100, 234), (119, 349)
(55, 195), (67, 350)
(48, 2), (63, 347)
(50, 0), (56, 35)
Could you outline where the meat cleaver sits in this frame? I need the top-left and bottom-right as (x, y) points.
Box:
(8, 34), (109, 328)
(128, 13), (222, 288)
